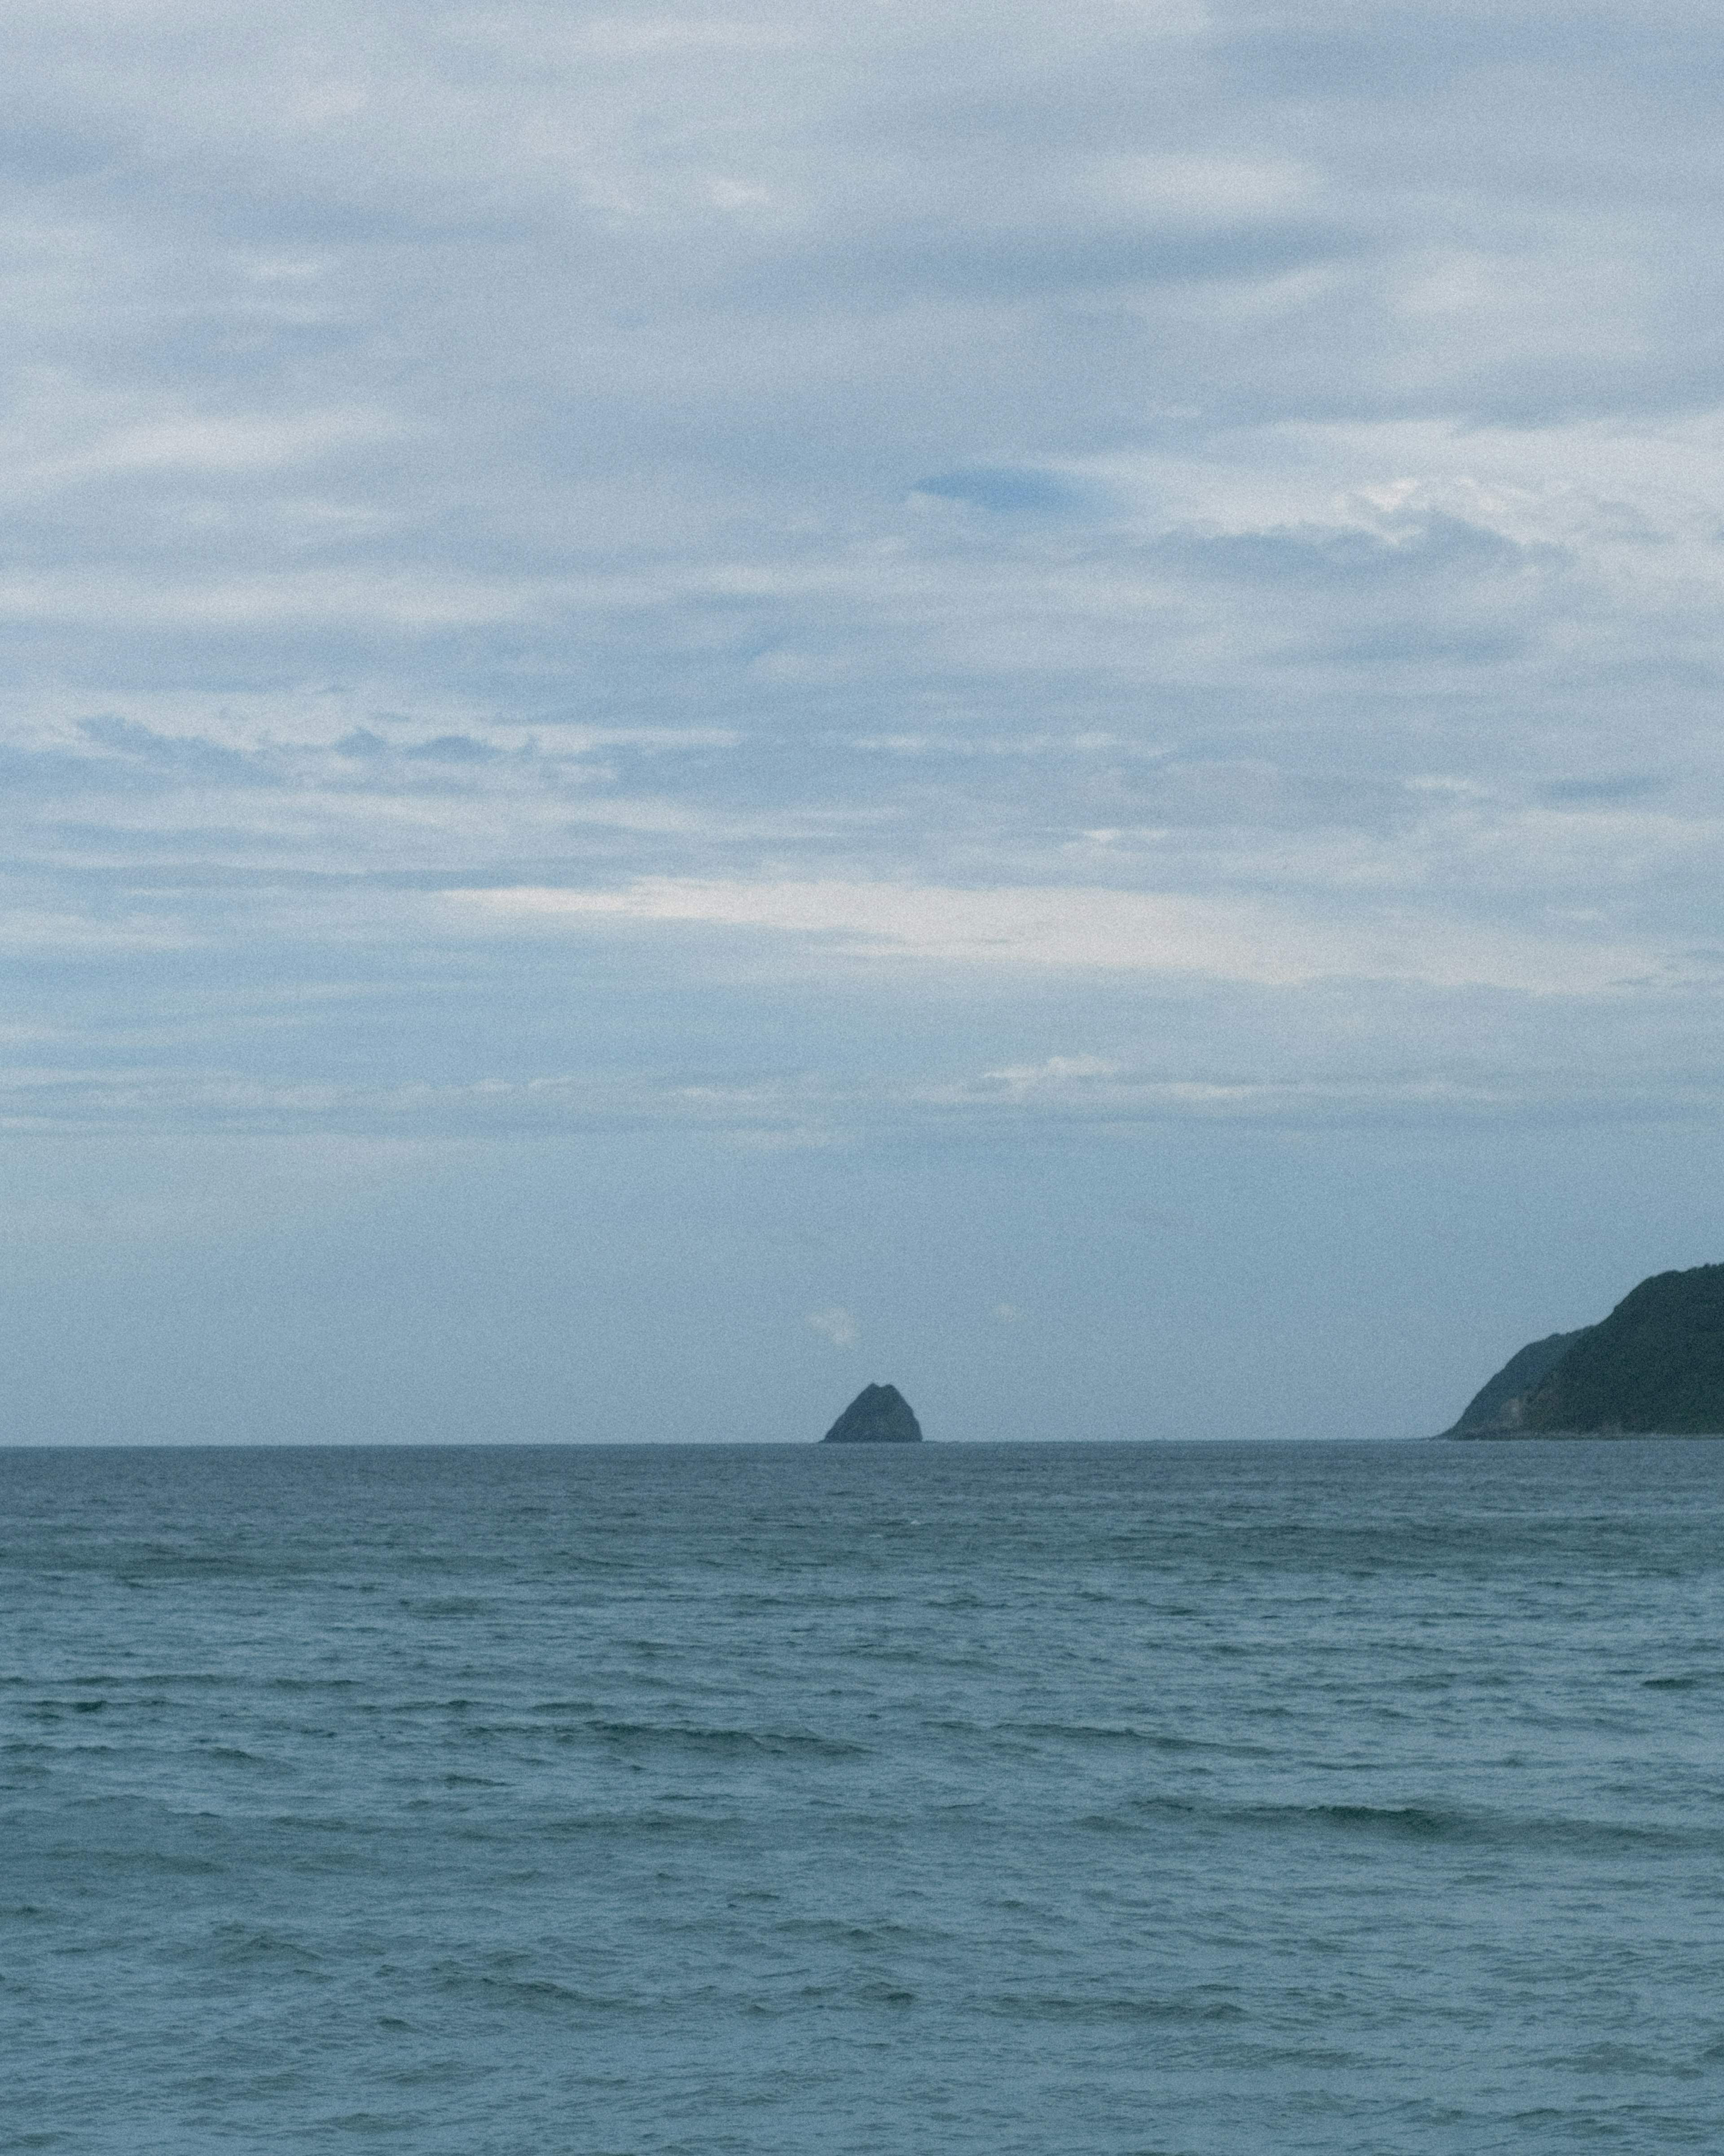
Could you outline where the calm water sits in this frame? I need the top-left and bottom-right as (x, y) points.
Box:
(4, 1439), (1723, 2155)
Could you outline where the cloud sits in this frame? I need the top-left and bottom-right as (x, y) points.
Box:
(0, 0), (1721, 1162)
(984, 1057), (1125, 1093)
(913, 467), (1086, 514)
(806, 1305), (858, 1347)
(450, 878), (1680, 995)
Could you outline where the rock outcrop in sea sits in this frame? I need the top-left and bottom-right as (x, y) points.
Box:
(1443, 1263), (1724, 1435)
(820, 1384), (924, 1444)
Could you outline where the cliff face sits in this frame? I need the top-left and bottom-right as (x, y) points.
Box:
(1518, 1265), (1724, 1434)
(820, 1384), (924, 1443)
(1445, 1263), (1724, 1436)
(1444, 1329), (1592, 1436)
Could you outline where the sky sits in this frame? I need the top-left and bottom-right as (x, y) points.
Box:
(6, 0), (1724, 1445)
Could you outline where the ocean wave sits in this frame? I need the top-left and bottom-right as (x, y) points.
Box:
(582, 1719), (868, 1760)
(979, 1988), (1249, 2025)
(1082, 1794), (1718, 1853)
(1006, 1719), (1274, 1757)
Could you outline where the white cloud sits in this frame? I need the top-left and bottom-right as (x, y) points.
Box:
(806, 1305), (858, 1347)
(26, 409), (405, 484)
(451, 878), (1676, 994)
(983, 1056), (1124, 1093)
(1089, 154), (1313, 223)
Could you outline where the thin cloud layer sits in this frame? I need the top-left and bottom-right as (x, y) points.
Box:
(2, 0), (1722, 1151)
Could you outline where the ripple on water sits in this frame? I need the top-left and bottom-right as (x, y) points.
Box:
(4, 1437), (1723, 2156)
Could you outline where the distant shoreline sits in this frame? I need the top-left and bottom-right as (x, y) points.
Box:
(1436, 1428), (1724, 1441)
(5, 1431), (1720, 1456)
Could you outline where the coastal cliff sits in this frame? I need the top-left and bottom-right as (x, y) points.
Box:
(1445, 1264), (1724, 1436)
(1443, 1328), (1592, 1436)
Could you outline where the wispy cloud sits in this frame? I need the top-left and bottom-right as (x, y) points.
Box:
(451, 878), (1686, 994)
(806, 1305), (858, 1348)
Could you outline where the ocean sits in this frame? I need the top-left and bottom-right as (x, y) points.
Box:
(4, 1437), (1721, 2154)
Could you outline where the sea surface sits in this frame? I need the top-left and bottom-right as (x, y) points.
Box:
(4, 1438), (1723, 2155)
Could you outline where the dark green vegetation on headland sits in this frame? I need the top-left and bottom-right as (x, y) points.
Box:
(1444, 1330), (1592, 1436)
(820, 1384), (924, 1443)
(1445, 1264), (1724, 1436)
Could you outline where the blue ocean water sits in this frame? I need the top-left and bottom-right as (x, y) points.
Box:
(4, 1438), (1723, 2155)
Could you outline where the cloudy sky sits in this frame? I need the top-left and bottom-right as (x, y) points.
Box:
(6, 0), (1724, 1444)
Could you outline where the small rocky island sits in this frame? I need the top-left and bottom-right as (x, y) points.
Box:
(1444, 1263), (1724, 1435)
(820, 1383), (924, 1443)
